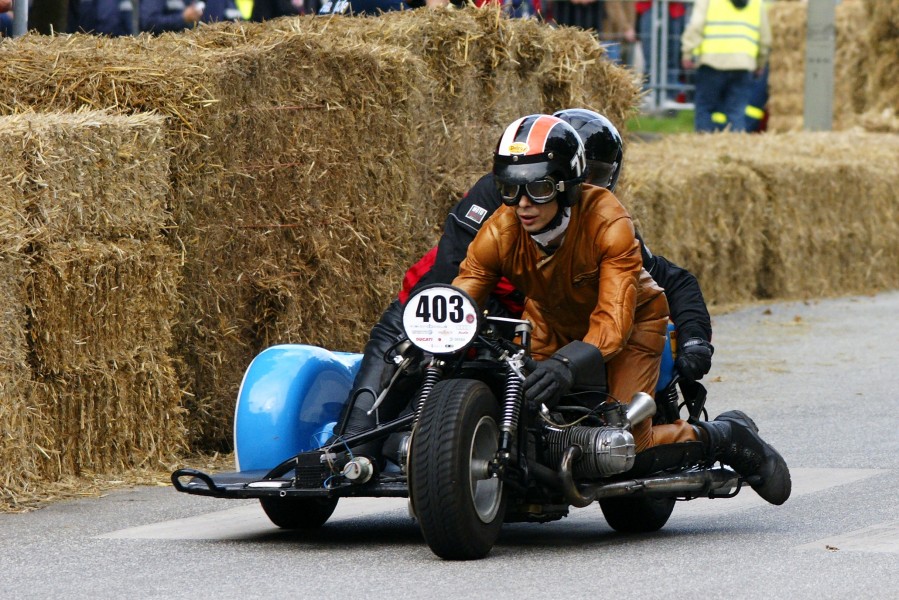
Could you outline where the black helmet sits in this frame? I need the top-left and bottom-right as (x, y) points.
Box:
(493, 114), (586, 207)
(553, 108), (623, 191)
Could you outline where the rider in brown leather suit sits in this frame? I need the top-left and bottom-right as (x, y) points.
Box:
(453, 114), (790, 505)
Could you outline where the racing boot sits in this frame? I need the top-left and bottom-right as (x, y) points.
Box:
(340, 389), (382, 460)
(694, 410), (791, 505)
(334, 300), (406, 460)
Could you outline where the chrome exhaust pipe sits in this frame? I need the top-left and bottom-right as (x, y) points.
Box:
(559, 445), (739, 507)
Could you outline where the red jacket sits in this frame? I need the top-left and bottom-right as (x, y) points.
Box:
(636, 2), (685, 19)
(399, 246), (524, 317)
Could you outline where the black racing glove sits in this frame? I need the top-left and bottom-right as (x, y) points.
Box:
(524, 356), (575, 411)
(675, 338), (714, 381)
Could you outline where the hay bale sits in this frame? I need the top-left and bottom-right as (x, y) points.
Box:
(0, 112), (171, 241)
(0, 144), (30, 366)
(734, 132), (899, 297)
(622, 131), (899, 304)
(191, 8), (639, 211)
(0, 113), (184, 509)
(767, 0), (869, 132)
(0, 378), (57, 510)
(623, 136), (768, 305)
(28, 238), (184, 475)
(0, 129), (30, 254)
(0, 135), (57, 510)
(29, 239), (180, 372)
(0, 30), (434, 447)
(41, 354), (186, 474)
(861, 0), (899, 130)
(0, 253), (55, 509)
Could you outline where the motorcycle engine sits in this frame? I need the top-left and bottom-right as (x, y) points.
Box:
(545, 426), (636, 478)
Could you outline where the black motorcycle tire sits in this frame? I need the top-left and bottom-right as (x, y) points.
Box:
(259, 496), (338, 530)
(410, 379), (507, 560)
(599, 496), (676, 533)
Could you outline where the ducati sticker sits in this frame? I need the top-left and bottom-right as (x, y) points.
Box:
(465, 204), (488, 224)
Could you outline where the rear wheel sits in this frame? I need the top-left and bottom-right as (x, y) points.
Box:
(410, 379), (506, 560)
(259, 496), (338, 529)
(599, 496), (675, 533)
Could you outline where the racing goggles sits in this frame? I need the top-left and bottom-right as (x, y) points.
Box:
(498, 176), (568, 206)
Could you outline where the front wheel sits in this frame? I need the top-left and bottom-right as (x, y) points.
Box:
(599, 496), (675, 533)
(259, 496), (338, 530)
(410, 379), (506, 560)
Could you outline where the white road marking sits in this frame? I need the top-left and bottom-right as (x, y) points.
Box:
(671, 467), (883, 518)
(798, 520), (899, 554)
(99, 468), (884, 540)
(98, 497), (411, 540)
(559, 468), (884, 522)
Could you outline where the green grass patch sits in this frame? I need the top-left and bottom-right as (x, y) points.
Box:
(627, 110), (695, 134)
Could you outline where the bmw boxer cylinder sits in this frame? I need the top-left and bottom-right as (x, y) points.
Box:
(545, 426), (636, 477)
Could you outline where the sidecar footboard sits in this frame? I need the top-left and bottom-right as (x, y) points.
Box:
(171, 468), (314, 499)
(171, 467), (410, 500)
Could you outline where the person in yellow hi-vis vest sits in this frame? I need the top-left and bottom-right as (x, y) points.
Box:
(681, 0), (771, 132)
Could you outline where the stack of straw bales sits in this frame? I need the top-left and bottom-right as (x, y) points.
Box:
(0, 131), (47, 506)
(768, 0), (899, 132)
(0, 112), (184, 508)
(859, 0), (899, 130)
(621, 131), (899, 304)
(0, 7), (639, 450)
(767, 0), (869, 132)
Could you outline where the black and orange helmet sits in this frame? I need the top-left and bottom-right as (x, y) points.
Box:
(493, 114), (586, 207)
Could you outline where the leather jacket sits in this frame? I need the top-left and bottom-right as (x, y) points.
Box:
(453, 184), (667, 360)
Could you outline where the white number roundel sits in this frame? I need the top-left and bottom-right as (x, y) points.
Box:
(402, 285), (480, 354)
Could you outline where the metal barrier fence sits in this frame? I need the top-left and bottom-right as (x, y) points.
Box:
(587, 0), (697, 113)
(634, 0), (696, 112)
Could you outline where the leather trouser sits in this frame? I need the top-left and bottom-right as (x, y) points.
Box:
(606, 293), (698, 452)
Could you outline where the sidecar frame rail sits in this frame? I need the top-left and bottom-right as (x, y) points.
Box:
(171, 468), (410, 500)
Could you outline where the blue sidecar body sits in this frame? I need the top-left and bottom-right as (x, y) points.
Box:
(234, 345), (363, 471)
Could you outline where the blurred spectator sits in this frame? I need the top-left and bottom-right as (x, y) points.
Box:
(318, 0), (537, 17)
(250, 0), (301, 21)
(601, 1), (636, 64)
(744, 62), (769, 132)
(549, 0), (604, 35)
(69, 0), (134, 36)
(496, 0), (538, 20)
(140, 0), (243, 34)
(1, 0), (12, 37)
(636, 1), (687, 100)
(681, 0), (771, 132)
(317, 0), (406, 15)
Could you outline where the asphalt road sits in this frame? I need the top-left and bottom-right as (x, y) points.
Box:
(2, 291), (898, 600)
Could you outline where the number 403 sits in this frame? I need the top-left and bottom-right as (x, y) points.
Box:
(415, 294), (464, 324)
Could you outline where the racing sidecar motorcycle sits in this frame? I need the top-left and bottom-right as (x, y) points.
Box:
(173, 285), (743, 560)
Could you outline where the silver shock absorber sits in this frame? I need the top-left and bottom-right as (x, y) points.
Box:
(414, 357), (443, 419)
(501, 361), (523, 435)
(499, 355), (526, 455)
